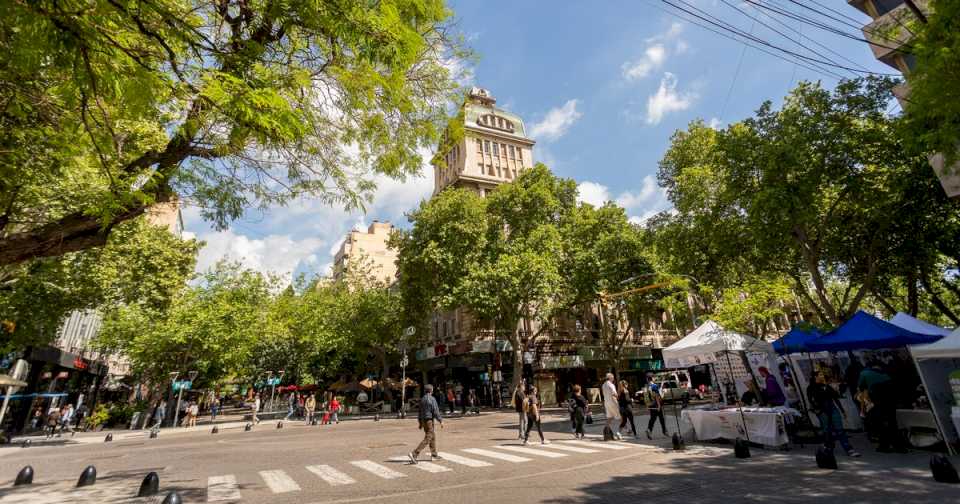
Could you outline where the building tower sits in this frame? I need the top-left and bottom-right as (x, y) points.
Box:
(433, 87), (536, 197)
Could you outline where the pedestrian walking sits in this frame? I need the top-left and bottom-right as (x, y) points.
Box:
(152, 400), (166, 429)
(30, 406), (43, 430)
(60, 404), (75, 435)
(617, 381), (638, 438)
(252, 393), (262, 424)
(446, 387), (456, 415)
(808, 370), (861, 457)
(467, 389), (479, 414)
(602, 373), (622, 440)
(45, 407), (61, 438)
(523, 386), (547, 445)
(285, 392), (297, 420)
(305, 393), (317, 424)
(187, 402), (199, 427)
(329, 396), (341, 424)
(513, 381), (527, 439)
(408, 384), (443, 464)
(571, 385), (588, 439)
(210, 396), (220, 422)
(644, 382), (668, 439)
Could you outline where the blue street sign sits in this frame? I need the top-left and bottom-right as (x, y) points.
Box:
(172, 380), (193, 391)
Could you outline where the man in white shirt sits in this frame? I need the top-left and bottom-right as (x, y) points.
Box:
(602, 373), (621, 440)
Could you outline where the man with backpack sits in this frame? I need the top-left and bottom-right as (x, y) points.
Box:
(644, 381), (668, 439)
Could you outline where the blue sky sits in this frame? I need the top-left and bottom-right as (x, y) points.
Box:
(183, 0), (894, 282)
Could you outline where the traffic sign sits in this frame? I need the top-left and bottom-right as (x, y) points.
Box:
(404, 326), (416, 337)
(172, 380), (193, 391)
(400, 355), (409, 368)
(267, 377), (281, 386)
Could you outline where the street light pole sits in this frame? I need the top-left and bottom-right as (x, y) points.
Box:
(173, 383), (185, 428)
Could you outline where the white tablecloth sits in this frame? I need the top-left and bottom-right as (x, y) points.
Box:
(682, 408), (797, 447)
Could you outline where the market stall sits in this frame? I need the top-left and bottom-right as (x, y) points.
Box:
(682, 406), (800, 448)
(910, 325), (960, 455)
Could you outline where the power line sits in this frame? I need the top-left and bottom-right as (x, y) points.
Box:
(719, 15), (755, 120)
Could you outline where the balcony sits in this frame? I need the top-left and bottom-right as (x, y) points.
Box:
(861, 1), (927, 70)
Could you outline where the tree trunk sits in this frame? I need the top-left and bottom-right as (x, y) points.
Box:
(907, 268), (919, 316)
(920, 264), (960, 325)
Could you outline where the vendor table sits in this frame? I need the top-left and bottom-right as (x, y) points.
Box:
(682, 407), (800, 447)
(896, 409), (941, 448)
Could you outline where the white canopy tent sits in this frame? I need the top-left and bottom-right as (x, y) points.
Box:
(890, 312), (952, 338)
(663, 320), (781, 401)
(910, 325), (960, 454)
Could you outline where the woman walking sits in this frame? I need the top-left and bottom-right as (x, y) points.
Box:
(571, 385), (588, 439)
(618, 381), (638, 438)
(305, 393), (317, 424)
(808, 371), (861, 457)
(513, 382), (527, 439)
(522, 386), (547, 445)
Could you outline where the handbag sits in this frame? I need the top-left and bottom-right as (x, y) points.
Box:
(585, 412), (594, 424)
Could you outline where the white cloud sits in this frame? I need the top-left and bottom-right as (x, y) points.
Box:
(578, 176), (672, 225)
(646, 73), (697, 125)
(530, 99), (582, 142)
(708, 117), (723, 129)
(193, 229), (325, 283)
(576, 181), (611, 207)
(621, 44), (666, 81)
(623, 23), (686, 82)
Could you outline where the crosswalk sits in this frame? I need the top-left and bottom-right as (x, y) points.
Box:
(174, 438), (643, 501)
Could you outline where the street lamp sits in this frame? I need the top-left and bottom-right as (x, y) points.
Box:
(398, 326), (415, 419)
(264, 371), (274, 411)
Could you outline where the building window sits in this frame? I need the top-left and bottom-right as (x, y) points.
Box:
(492, 142), (499, 156)
(476, 138), (482, 153)
(509, 145), (516, 159)
(518, 148), (523, 163)
(484, 140), (491, 153)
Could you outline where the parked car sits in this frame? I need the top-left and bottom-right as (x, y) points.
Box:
(659, 380), (690, 404)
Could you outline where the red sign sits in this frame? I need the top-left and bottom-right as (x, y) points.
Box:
(73, 357), (88, 370)
(434, 343), (448, 356)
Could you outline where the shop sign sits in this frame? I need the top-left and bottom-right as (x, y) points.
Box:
(628, 359), (663, 371)
(415, 348), (428, 361)
(471, 340), (494, 353)
(539, 355), (585, 369)
(56, 371), (69, 379)
(73, 357), (88, 370)
(434, 343), (448, 357)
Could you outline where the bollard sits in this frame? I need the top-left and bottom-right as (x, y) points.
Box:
(244, 423), (252, 432)
(930, 454), (960, 484)
(276, 421), (283, 429)
(21, 439), (31, 448)
(734, 438), (751, 459)
(137, 472), (160, 497)
(211, 426), (219, 434)
(76, 465), (97, 487)
(104, 434), (113, 443)
(374, 414), (380, 422)
(161, 490), (183, 504)
(14, 466), (34, 486)
(815, 446), (838, 470)
(149, 427), (158, 439)
(671, 433), (685, 451)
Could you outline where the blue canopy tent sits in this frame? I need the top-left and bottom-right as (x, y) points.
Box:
(807, 311), (945, 352)
(773, 326), (824, 355)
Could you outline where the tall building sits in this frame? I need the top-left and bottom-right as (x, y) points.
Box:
(331, 221), (398, 284)
(849, 0), (960, 197)
(433, 87), (536, 197)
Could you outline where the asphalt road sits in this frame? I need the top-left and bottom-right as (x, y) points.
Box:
(0, 410), (955, 503)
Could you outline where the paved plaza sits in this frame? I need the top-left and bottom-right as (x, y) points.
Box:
(0, 411), (955, 503)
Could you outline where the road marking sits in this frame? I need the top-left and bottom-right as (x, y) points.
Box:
(560, 440), (630, 450)
(462, 448), (531, 463)
(207, 474), (242, 502)
(350, 460), (407, 479)
(259, 469), (301, 493)
(496, 445), (568, 458)
(436, 452), (493, 467)
(307, 465), (357, 486)
(411, 461), (452, 473)
(534, 443), (599, 454)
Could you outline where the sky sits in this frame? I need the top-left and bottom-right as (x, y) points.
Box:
(182, 0), (895, 283)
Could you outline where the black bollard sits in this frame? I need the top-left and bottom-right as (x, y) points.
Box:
(671, 433), (685, 450)
(930, 454), (960, 484)
(277, 421), (283, 429)
(815, 445), (838, 470)
(374, 414), (380, 422)
(244, 422), (252, 432)
(734, 437), (751, 459)
(14, 466), (34, 486)
(211, 426), (219, 434)
(104, 434), (113, 443)
(161, 490), (183, 504)
(21, 439), (31, 448)
(76, 465), (97, 487)
(149, 429), (158, 439)
(137, 472), (160, 497)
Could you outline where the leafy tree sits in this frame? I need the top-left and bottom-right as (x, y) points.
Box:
(712, 275), (792, 340)
(656, 78), (953, 326)
(0, 0), (465, 266)
(560, 202), (653, 375)
(1, 217), (198, 352)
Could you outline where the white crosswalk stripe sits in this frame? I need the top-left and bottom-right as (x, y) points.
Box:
(307, 465), (357, 486)
(207, 474), (242, 502)
(436, 452), (494, 467)
(350, 460), (407, 479)
(533, 442), (600, 454)
(259, 469), (300, 493)
(462, 448), (531, 463)
(560, 439), (631, 450)
(496, 445), (568, 458)
(411, 461), (452, 473)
